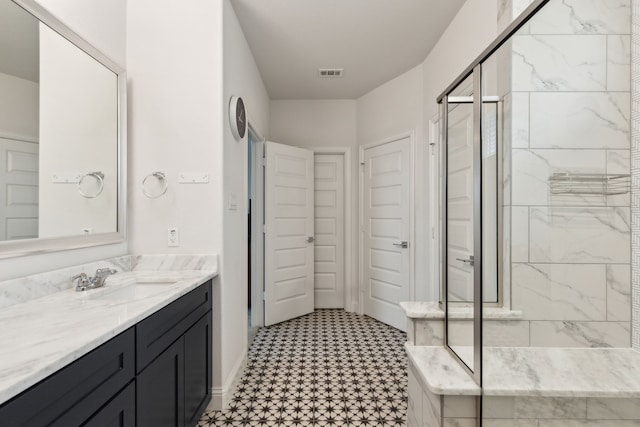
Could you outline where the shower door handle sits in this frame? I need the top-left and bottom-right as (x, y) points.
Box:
(456, 256), (475, 266)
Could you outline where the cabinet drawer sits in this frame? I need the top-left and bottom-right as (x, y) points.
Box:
(136, 280), (212, 372)
(0, 328), (135, 427)
(82, 381), (135, 427)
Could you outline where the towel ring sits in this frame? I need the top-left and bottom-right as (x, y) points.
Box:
(142, 172), (168, 198)
(78, 172), (105, 198)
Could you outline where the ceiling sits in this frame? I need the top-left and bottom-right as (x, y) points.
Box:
(0, 0), (39, 82)
(231, 0), (466, 100)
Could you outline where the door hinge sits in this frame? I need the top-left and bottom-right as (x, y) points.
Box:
(430, 142), (436, 156)
(431, 227), (435, 239)
(263, 292), (266, 301)
(262, 157), (266, 167)
(263, 224), (266, 234)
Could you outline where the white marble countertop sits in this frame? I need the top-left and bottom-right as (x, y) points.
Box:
(405, 344), (481, 396)
(0, 269), (217, 404)
(400, 301), (523, 320)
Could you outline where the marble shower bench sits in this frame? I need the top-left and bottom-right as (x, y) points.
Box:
(403, 301), (640, 426)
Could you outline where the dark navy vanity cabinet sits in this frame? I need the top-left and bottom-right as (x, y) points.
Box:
(136, 280), (212, 427)
(0, 280), (212, 427)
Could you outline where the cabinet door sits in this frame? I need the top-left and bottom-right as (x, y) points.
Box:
(137, 338), (184, 427)
(184, 312), (212, 427)
(83, 382), (135, 427)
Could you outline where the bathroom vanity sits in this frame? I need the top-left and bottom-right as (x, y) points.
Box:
(0, 256), (217, 427)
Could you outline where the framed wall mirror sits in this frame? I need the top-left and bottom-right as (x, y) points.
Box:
(0, 0), (126, 259)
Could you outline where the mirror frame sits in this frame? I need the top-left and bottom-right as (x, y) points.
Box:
(0, 0), (127, 260)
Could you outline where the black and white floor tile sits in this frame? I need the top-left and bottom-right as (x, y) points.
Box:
(199, 309), (408, 426)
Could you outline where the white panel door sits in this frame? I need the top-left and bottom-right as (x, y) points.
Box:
(314, 154), (344, 308)
(363, 137), (411, 331)
(0, 138), (39, 240)
(264, 141), (315, 326)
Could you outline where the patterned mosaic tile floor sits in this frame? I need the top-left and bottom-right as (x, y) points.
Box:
(198, 309), (408, 426)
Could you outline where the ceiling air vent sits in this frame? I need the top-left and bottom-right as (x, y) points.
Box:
(319, 68), (344, 78)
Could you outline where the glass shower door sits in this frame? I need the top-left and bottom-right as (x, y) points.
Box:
(444, 72), (479, 376)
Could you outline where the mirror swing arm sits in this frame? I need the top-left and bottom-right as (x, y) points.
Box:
(0, 0), (127, 260)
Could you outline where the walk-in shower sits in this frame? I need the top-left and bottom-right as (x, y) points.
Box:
(438, 0), (635, 423)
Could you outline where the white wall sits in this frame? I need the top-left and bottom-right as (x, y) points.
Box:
(127, 1), (223, 256)
(0, 0), (127, 281)
(422, 0), (498, 121)
(38, 24), (117, 238)
(219, 0), (270, 408)
(32, 0), (126, 67)
(270, 100), (359, 309)
(356, 64), (427, 300)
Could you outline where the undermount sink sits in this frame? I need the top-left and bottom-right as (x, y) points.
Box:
(77, 277), (178, 301)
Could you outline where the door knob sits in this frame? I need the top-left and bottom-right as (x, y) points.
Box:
(455, 255), (475, 266)
(307, 236), (315, 243)
(392, 241), (409, 248)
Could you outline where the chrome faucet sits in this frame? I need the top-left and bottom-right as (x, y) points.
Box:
(72, 268), (118, 292)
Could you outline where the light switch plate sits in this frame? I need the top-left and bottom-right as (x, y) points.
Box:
(228, 193), (238, 211)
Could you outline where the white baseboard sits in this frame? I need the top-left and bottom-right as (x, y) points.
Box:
(208, 350), (247, 411)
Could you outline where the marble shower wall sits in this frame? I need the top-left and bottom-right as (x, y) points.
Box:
(499, 0), (633, 348)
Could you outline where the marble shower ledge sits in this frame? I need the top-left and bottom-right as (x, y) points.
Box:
(406, 344), (481, 396)
(0, 268), (217, 405)
(399, 301), (523, 320)
(408, 344), (640, 398)
(483, 347), (640, 397)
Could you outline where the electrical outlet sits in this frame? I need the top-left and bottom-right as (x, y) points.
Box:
(167, 227), (179, 247)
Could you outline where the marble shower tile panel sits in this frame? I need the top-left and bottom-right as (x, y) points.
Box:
(443, 396), (477, 418)
(513, 35), (607, 92)
(539, 420), (640, 426)
(512, 92), (530, 149)
(529, 207), (630, 263)
(608, 149), (632, 174)
(443, 419), (476, 427)
(512, 207), (530, 263)
(608, 35), (632, 91)
(587, 397), (640, 419)
(606, 150), (632, 206)
(423, 386), (442, 427)
(415, 319), (444, 346)
(512, 149), (606, 206)
(484, 320), (531, 346)
(530, 320), (631, 347)
(607, 264), (632, 321)
(512, 263), (606, 320)
(483, 421), (538, 427)
(530, 92), (630, 149)
(529, 0), (631, 35)
(483, 396), (587, 419)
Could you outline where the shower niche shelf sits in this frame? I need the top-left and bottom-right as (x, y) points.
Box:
(548, 173), (630, 196)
